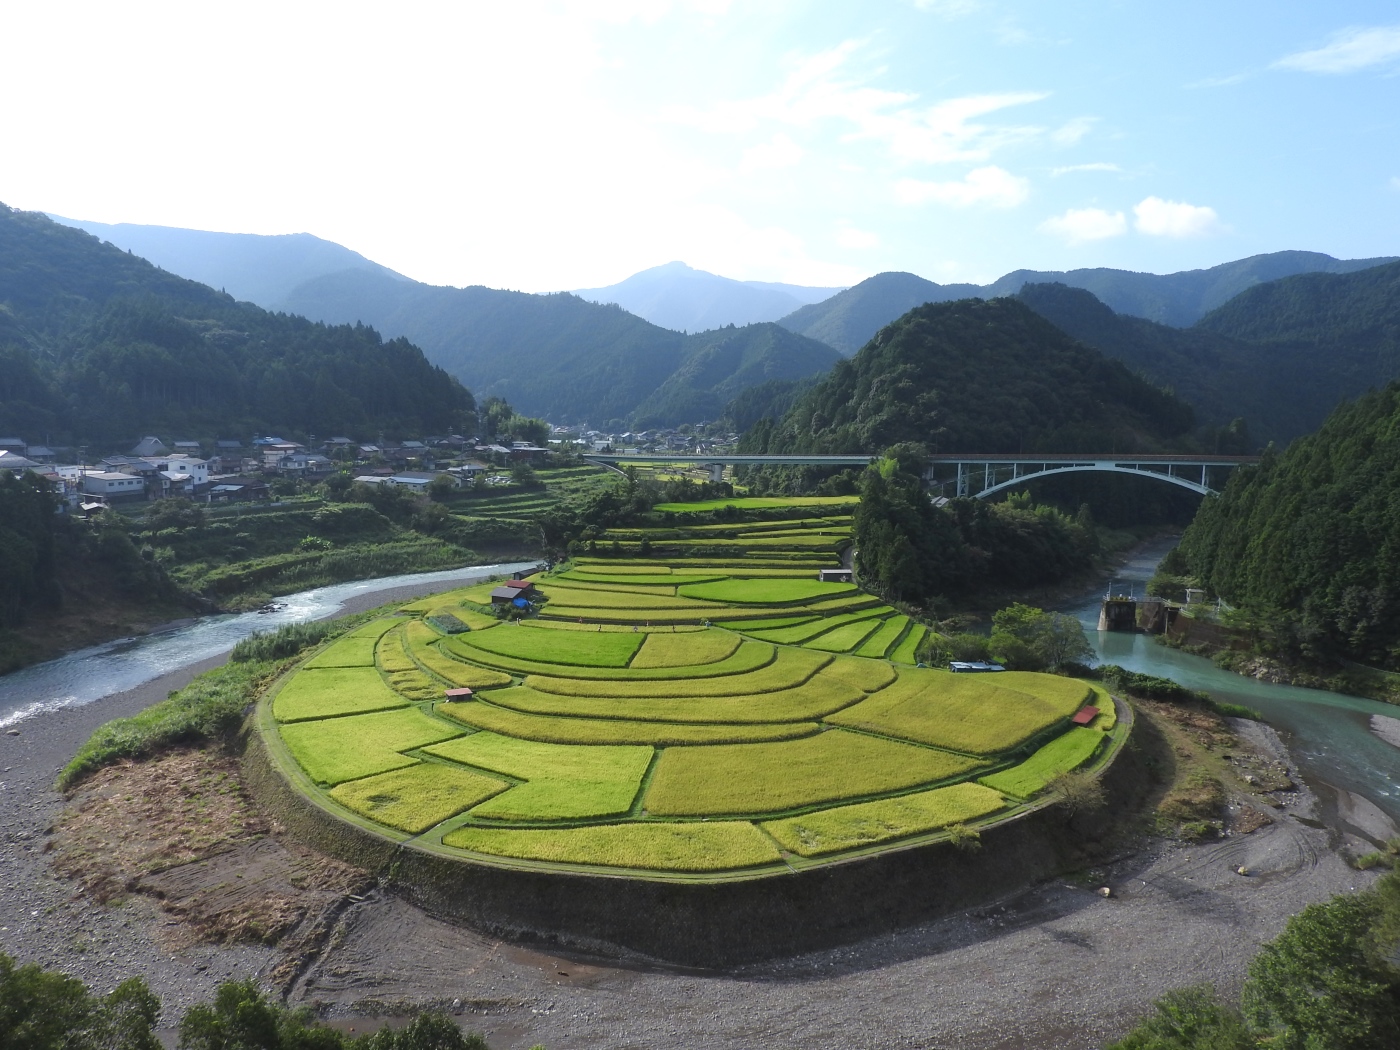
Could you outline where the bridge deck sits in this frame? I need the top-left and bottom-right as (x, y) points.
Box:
(584, 452), (1259, 466)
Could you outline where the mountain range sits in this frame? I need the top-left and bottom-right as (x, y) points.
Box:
(278, 268), (840, 426)
(573, 261), (843, 332)
(777, 252), (1399, 355)
(33, 213), (1400, 443)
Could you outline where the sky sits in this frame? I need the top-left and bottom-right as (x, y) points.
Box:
(3, 1), (1399, 292)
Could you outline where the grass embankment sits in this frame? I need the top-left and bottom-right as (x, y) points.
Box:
(59, 611), (390, 789)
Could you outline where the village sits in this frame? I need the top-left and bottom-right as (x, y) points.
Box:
(0, 423), (739, 510)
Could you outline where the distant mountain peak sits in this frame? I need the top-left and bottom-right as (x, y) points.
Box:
(573, 263), (846, 332)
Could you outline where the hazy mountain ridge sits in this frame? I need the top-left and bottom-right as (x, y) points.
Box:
(572, 261), (843, 332)
(48, 216), (407, 310)
(280, 268), (839, 426)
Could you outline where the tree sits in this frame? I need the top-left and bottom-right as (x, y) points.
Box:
(428, 474), (457, 502)
(178, 980), (344, 1050)
(0, 953), (160, 1050)
(1243, 888), (1400, 1050)
(1105, 985), (1253, 1050)
(991, 603), (1094, 669)
(353, 1014), (488, 1050)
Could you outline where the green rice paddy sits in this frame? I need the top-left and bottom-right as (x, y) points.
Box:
(262, 500), (1125, 876)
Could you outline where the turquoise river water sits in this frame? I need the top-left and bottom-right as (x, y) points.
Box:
(1069, 537), (1399, 825)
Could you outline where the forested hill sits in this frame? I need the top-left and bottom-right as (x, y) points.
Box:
(740, 296), (1196, 456)
(1014, 283), (1323, 447)
(1018, 262), (1400, 446)
(0, 205), (473, 443)
(777, 251), (1397, 355)
(774, 272), (981, 356)
(279, 267), (840, 426)
(1198, 259), (1400, 356)
(1178, 383), (1400, 670)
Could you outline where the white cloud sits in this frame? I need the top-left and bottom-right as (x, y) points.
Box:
(1133, 196), (1222, 237)
(1039, 207), (1127, 244)
(1051, 116), (1096, 146)
(896, 166), (1030, 208)
(1050, 162), (1120, 176)
(739, 133), (803, 172)
(1187, 72), (1251, 89)
(666, 42), (1047, 166)
(1274, 25), (1400, 74)
(835, 223), (880, 249)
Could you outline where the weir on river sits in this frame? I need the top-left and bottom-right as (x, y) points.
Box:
(1070, 537), (1400, 828)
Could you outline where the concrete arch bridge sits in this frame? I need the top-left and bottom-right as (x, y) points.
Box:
(581, 453), (1258, 497)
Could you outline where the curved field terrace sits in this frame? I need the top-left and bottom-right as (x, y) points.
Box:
(258, 514), (1126, 879)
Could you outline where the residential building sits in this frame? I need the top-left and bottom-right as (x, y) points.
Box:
(130, 436), (169, 457)
(81, 471), (145, 500)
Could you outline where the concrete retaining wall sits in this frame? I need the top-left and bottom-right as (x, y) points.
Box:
(243, 702), (1149, 969)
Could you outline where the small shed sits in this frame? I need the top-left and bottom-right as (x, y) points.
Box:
(444, 687), (474, 700)
(818, 568), (853, 583)
(948, 661), (1006, 674)
(1070, 705), (1100, 726)
(490, 586), (520, 605)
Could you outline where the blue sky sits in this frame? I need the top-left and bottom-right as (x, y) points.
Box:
(3, 1), (1398, 291)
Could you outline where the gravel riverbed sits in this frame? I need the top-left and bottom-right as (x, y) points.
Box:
(0, 573), (1381, 1049)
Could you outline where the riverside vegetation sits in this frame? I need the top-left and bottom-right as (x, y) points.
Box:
(1166, 382), (1400, 701)
(0, 959), (524, 1050)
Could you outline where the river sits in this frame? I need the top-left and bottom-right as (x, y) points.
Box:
(3, 546), (1396, 831)
(0, 561), (534, 729)
(1070, 536), (1400, 828)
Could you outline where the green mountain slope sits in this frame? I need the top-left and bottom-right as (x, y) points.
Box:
(985, 251), (1396, 327)
(280, 268), (839, 426)
(1178, 383), (1400, 669)
(1197, 259), (1400, 354)
(1013, 283), (1328, 447)
(1019, 262), (1400, 447)
(0, 206), (473, 443)
(777, 272), (981, 356)
(744, 296), (1196, 456)
(630, 324), (841, 427)
(779, 253), (1399, 359)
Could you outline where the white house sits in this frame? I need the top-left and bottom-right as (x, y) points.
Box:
(81, 471), (145, 500)
(137, 455), (209, 488)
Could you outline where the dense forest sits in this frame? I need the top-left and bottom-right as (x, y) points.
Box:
(278, 267), (839, 427)
(741, 296), (1196, 456)
(1017, 261), (1400, 447)
(0, 205), (474, 443)
(853, 447), (1097, 609)
(1178, 383), (1400, 669)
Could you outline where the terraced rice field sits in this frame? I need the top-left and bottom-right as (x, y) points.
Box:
(262, 504), (1125, 876)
